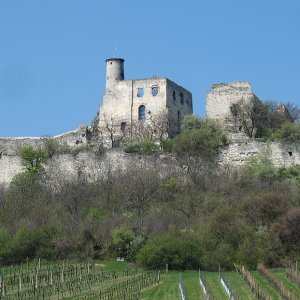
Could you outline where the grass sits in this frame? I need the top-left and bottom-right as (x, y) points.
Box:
(270, 268), (300, 297)
(251, 270), (282, 300)
(204, 271), (228, 299)
(224, 271), (257, 299)
(140, 271), (181, 300)
(182, 271), (205, 300)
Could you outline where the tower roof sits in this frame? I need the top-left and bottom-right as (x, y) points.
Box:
(106, 58), (125, 62)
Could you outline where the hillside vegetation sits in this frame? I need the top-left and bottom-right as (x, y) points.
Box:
(0, 116), (299, 270)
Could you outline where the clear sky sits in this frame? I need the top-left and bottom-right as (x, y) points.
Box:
(0, 0), (300, 137)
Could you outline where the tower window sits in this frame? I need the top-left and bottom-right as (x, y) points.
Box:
(137, 88), (144, 97)
(151, 86), (159, 96)
(138, 105), (146, 120)
(180, 92), (184, 105)
(120, 122), (126, 132)
(173, 90), (176, 101)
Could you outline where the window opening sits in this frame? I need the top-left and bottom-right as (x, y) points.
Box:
(173, 90), (176, 101)
(139, 105), (146, 120)
(180, 92), (184, 105)
(121, 122), (126, 132)
(151, 86), (159, 96)
(137, 88), (144, 97)
(288, 151), (292, 156)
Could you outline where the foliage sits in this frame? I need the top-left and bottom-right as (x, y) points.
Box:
(123, 141), (141, 153)
(137, 233), (202, 269)
(43, 138), (60, 158)
(1, 226), (59, 264)
(229, 98), (296, 139)
(1, 145), (300, 268)
(173, 115), (227, 159)
(19, 146), (46, 174)
(123, 139), (157, 154)
(110, 226), (135, 259)
(160, 139), (173, 152)
(139, 139), (157, 154)
(244, 153), (277, 181)
(271, 123), (300, 142)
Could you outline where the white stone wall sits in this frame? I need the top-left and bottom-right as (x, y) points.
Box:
(1, 142), (300, 186)
(206, 81), (254, 122)
(99, 58), (193, 140)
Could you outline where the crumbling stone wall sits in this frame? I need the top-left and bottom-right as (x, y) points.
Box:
(98, 59), (192, 145)
(206, 81), (255, 123)
(1, 141), (300, 186)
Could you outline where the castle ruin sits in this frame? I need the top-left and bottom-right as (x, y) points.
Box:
(98, 58), (193, 145)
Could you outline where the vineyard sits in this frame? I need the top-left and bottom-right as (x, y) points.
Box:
(0, 260), (159, 299)
(1, 260), (300, 299)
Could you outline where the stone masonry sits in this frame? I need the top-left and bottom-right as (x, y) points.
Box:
(99, 58), (193, 144)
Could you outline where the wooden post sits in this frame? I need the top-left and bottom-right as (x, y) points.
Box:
(19, 272), (22, 291)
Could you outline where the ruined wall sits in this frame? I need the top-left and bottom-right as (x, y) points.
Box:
(0, 148), (180, 186)
(0, 125), (91, 185)
(1, 140), (300, 186)
(219, 141), (300, 168)
(206, 81), (254, 122)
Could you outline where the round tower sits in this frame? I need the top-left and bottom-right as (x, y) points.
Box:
(105, 58), (125, 91)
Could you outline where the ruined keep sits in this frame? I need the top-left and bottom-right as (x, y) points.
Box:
(206, 81), (255, 123)
(98, 58), (193, 144)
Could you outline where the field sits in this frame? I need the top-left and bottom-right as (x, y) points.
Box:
(0, 261), (300, 299)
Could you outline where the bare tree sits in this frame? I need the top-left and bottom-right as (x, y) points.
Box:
(101, 114), (129, 147)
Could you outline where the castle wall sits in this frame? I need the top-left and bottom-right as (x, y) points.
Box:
(1, 141), (300, 186)
(166, 79), (193, 134)
(99, 78), (168, 129)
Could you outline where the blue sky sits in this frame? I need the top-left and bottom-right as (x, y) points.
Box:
(0, 0), (300, 137)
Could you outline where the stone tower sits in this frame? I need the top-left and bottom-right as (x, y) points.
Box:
(105, 58), (125, 91)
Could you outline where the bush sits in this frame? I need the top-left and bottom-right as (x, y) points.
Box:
(137, 233), (202, 269)
(272, 123), (300, 142)
(173, 116), (227, 159)
(160, 139), (173, 152)
(139, 139), (157, 154)
(43, 138), (60, 158)
(110, 226), (135, 260)
(123, 142), (140, 153)
(0, 226), (60, 264)
(19, 146), (46, 174)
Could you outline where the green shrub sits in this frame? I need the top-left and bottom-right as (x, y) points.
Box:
(43, 138), (60, 158)
(110, 226), (135, 259)
(139, 139), (157, 154)
(1, 226), (60, 264)
(160, 139), (173, 152)
(244, 153), (277, 180)
(173, 116), (227, 159)
(123, 142), (140, 153)
(19, 146), (46, 174)
(272, 123), (300, 142)
(137, 233), (202, 269)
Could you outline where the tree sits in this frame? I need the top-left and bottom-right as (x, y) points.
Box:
(229, 98), (296, 139)
(229, 96), (270, 138)
(172, 115), (227, 186)
(173, 115), (227, 159)
(19, 146), (46, 174)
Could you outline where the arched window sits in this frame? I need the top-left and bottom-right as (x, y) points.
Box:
(139, 105), (146, 120)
